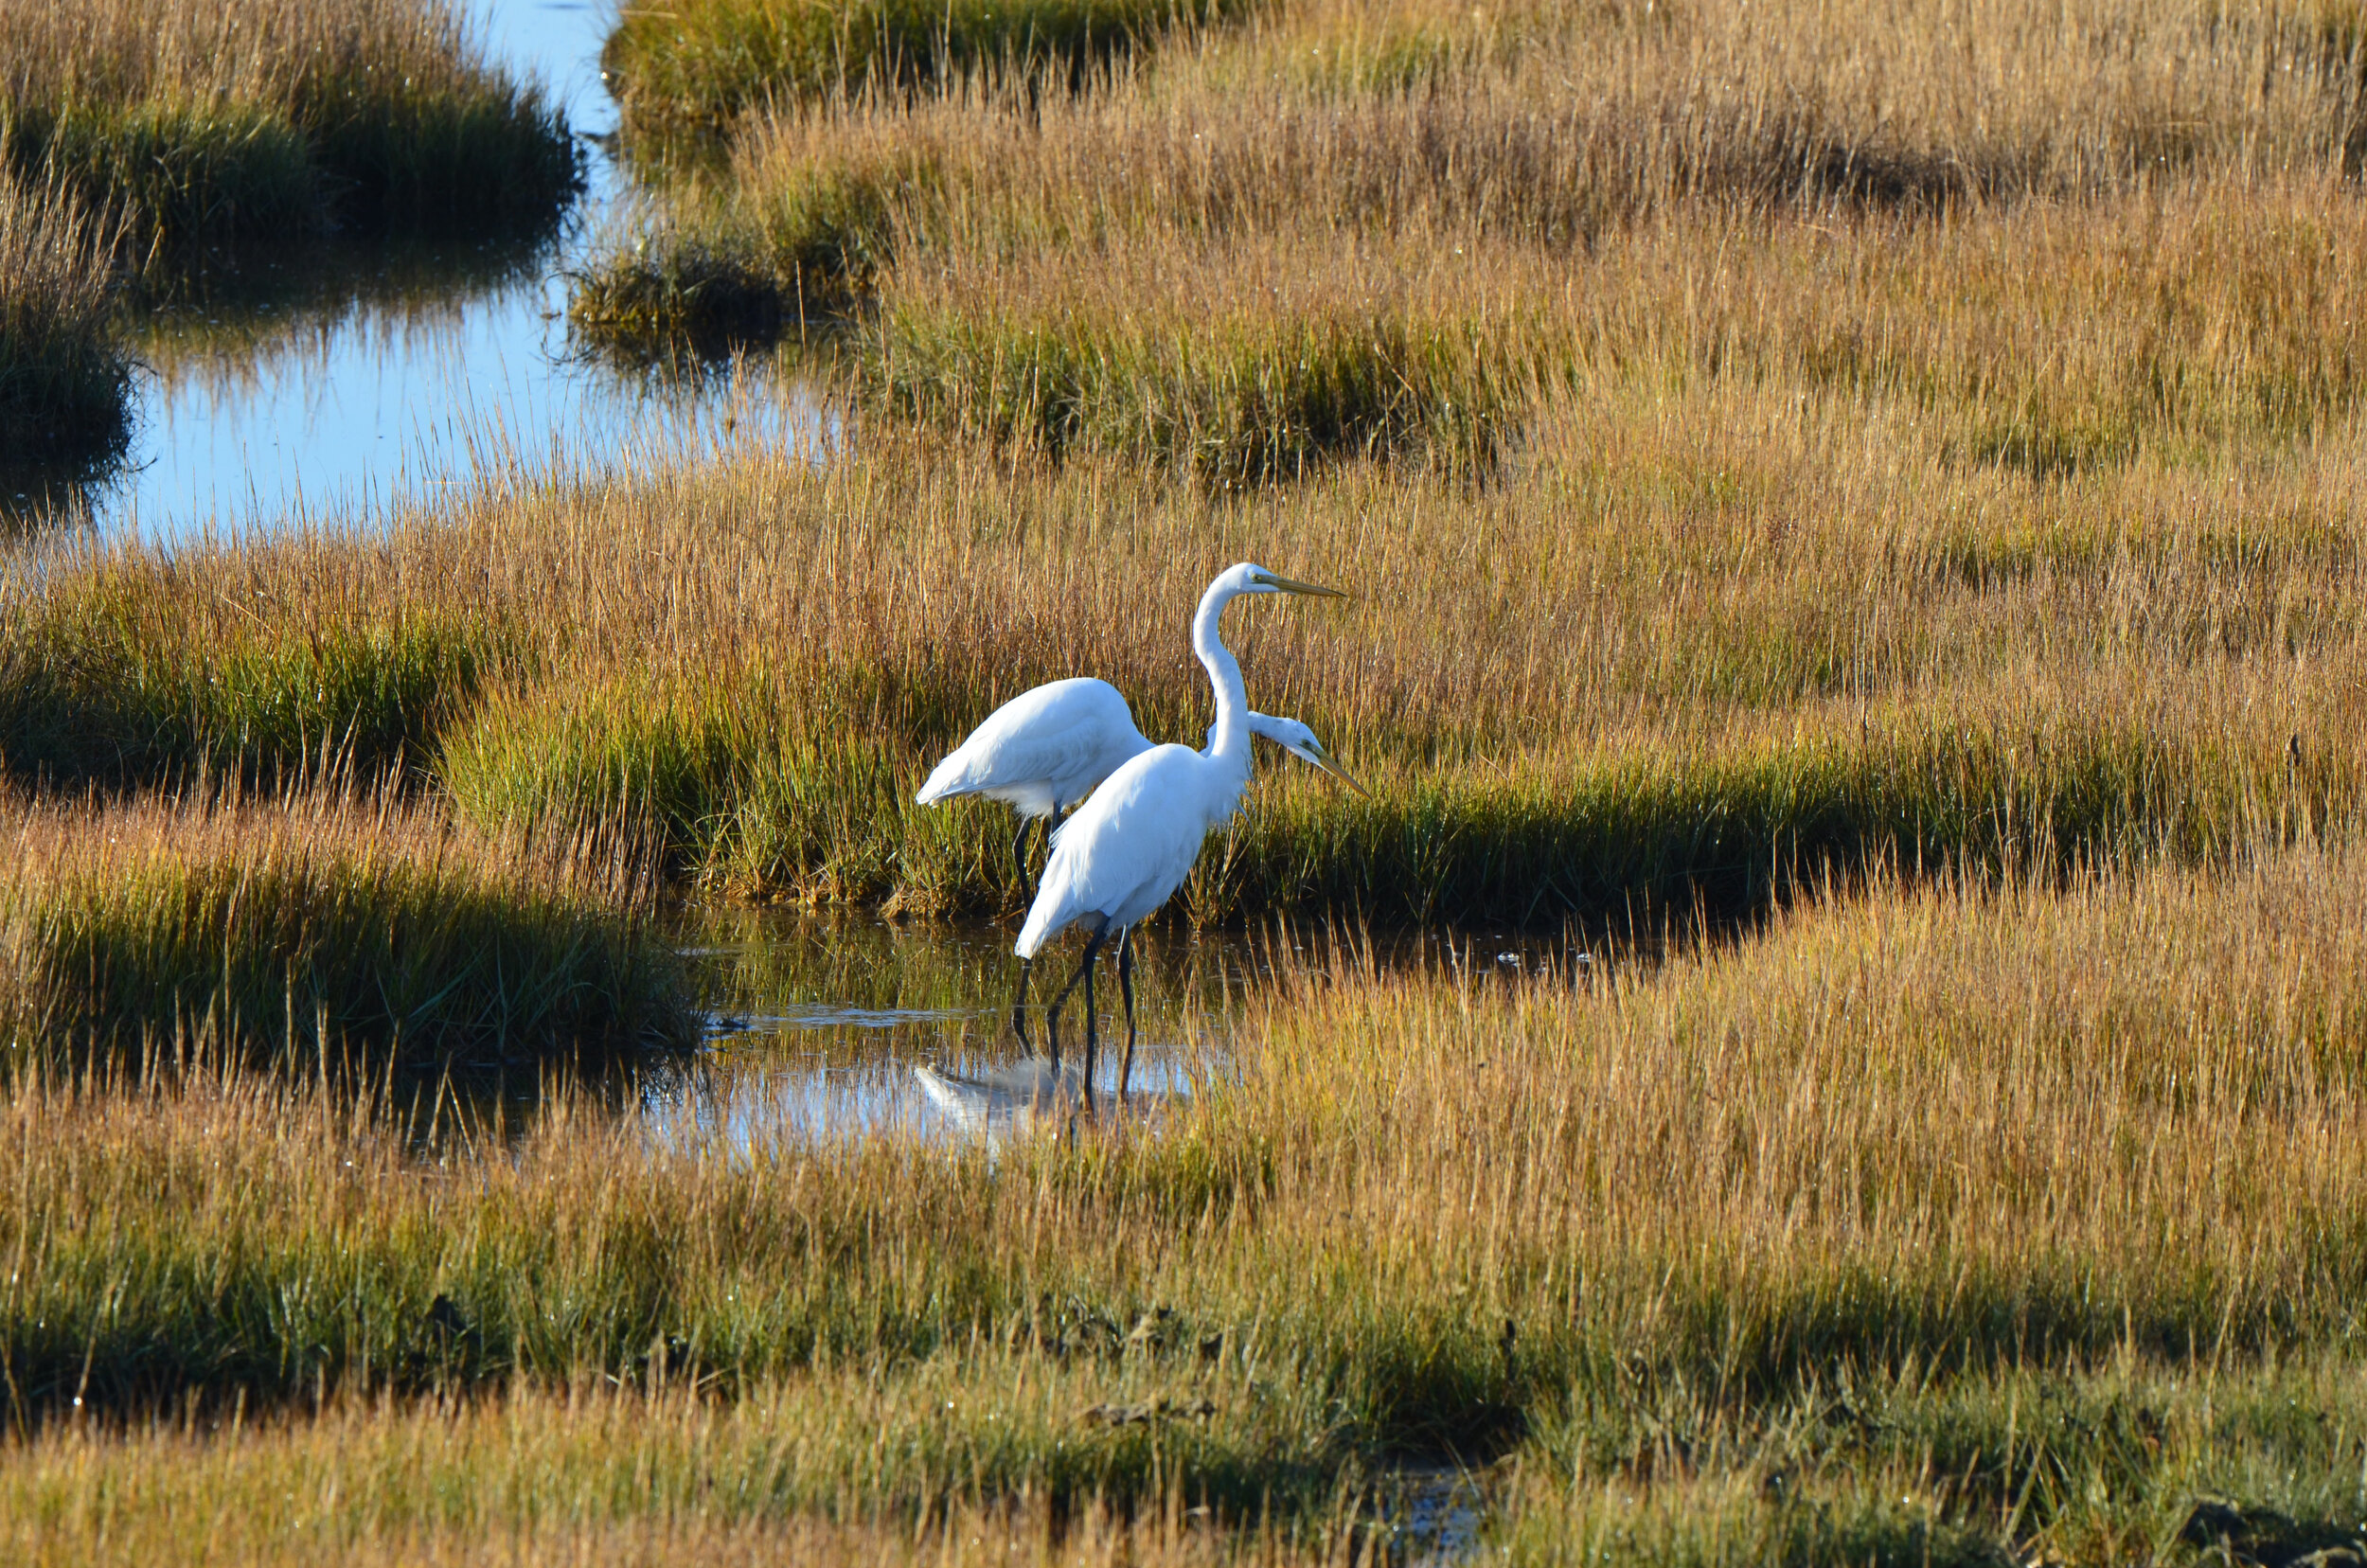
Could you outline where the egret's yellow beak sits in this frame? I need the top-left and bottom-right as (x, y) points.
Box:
(1254, 571), (1348, 598)
(1291, 737), (1371, 796)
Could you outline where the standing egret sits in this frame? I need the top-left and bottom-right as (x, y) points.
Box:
(1005, 710), (1361, 1062)
(916, 677), (1344, 894)
(1014, 563), (1361, 1097)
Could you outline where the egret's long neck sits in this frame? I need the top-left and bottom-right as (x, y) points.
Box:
(1192, 580), (1253, 774)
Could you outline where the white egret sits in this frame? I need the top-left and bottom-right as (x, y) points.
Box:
(1013, 563), (1360, 1098)
(915, 677), (1344, 893)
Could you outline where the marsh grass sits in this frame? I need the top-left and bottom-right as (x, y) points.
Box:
(13, 342), (2367, 923)
(564, 235), (790, 365)
(0, 537), (501, 788)
(1497, 1361), (2367, 1567)
(572, 0), (2367, 500)
(0, 0), (578, 256)
(0, 609), (491, 789)
(861, 286), (1526, 484)
(7, 1370), (2366, 1566)
(583, 170), (2367, 481)
(0, 169), (130, 478)
(439, 658), (2359, 924)
(0, 788), (692, 1068)
(3, 96), (319, 255)
(601, 0), (1253, 133)
(1, 1393), (1364, 1567)
(7, 844), (2367, 1556)
(13, 0), (2367, 1551)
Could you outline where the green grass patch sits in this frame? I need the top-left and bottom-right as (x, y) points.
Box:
(0, 799), (694, 1069)
(1506, 1365), (2367, 1567)
(1193, 713), (2309, 928)
(569, 133), (929, 356)
(286, 60), (581, 235)
(856, 300), (1528, 485)
(566, 237), (790, 365)
(0, 5), (580, 257)
(439, 666), (2346, 925)
(437, 669), (934, 903)
(0, 96), (319, 251)
(565, 136), (935, 356)
(0, 579), (496, 788)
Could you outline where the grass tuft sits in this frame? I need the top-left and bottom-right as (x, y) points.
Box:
(860, 294), (1525, 485)
(602, 0), (1253, 132)
(0, 557), (497, 789)
(0, 169), (130, 479)
(0, 0), (580, 256)
(0, 791), (692, 1068)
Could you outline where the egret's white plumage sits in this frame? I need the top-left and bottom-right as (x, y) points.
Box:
(1014, 739), (1223, 958)
(1013, 563), (1359, 1095)
(917, 675), (1352, 896)
(917, 678), (1336, 821)
(915, 676), (1137, 822)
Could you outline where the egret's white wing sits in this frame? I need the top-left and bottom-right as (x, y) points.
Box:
(917, 678), (1145, 812)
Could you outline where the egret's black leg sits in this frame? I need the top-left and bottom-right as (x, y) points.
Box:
(1116, 927), (1138, 1101)
(1011, 957), (1037, 1057)
(1081, 939), (1099, 1108)
(1046, 928), (1108, 1104)
(1039, 806), (1069, 900)
(1011, 816), (1035, 900)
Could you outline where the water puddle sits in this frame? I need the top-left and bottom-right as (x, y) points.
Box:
(26, 0), (819, 543)
(1380, 1468), (1490, 1565)
(640, 911), (1590, 1153)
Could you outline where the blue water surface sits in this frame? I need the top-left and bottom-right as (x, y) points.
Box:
(93, 0), (815, 543)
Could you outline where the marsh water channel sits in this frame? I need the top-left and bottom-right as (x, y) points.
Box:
(29, 0), (819, 542)
(644, 913), (1583, 1152)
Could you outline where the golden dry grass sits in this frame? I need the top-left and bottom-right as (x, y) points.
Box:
(538, 0), (2367, 917)
(13, 338), (2367, 918)
(2, 1394), (1357, 1568)
(580, 0), (2367, 395)
(1, 0), (477, 106)
(6, 844), (2367, 1559)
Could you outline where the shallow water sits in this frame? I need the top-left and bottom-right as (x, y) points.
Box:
(42, 0), (817, 543)
(638, 912), (1589, 1152)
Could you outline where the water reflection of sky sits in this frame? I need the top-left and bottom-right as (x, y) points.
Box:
(95, 0), (819, 543)
(646, 916), (1228, 1151)
(640, 915), (1592, 1153)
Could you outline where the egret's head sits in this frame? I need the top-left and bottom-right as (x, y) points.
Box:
(1247, 714), (1369, 795)
(1232, 561), (1347, 599)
